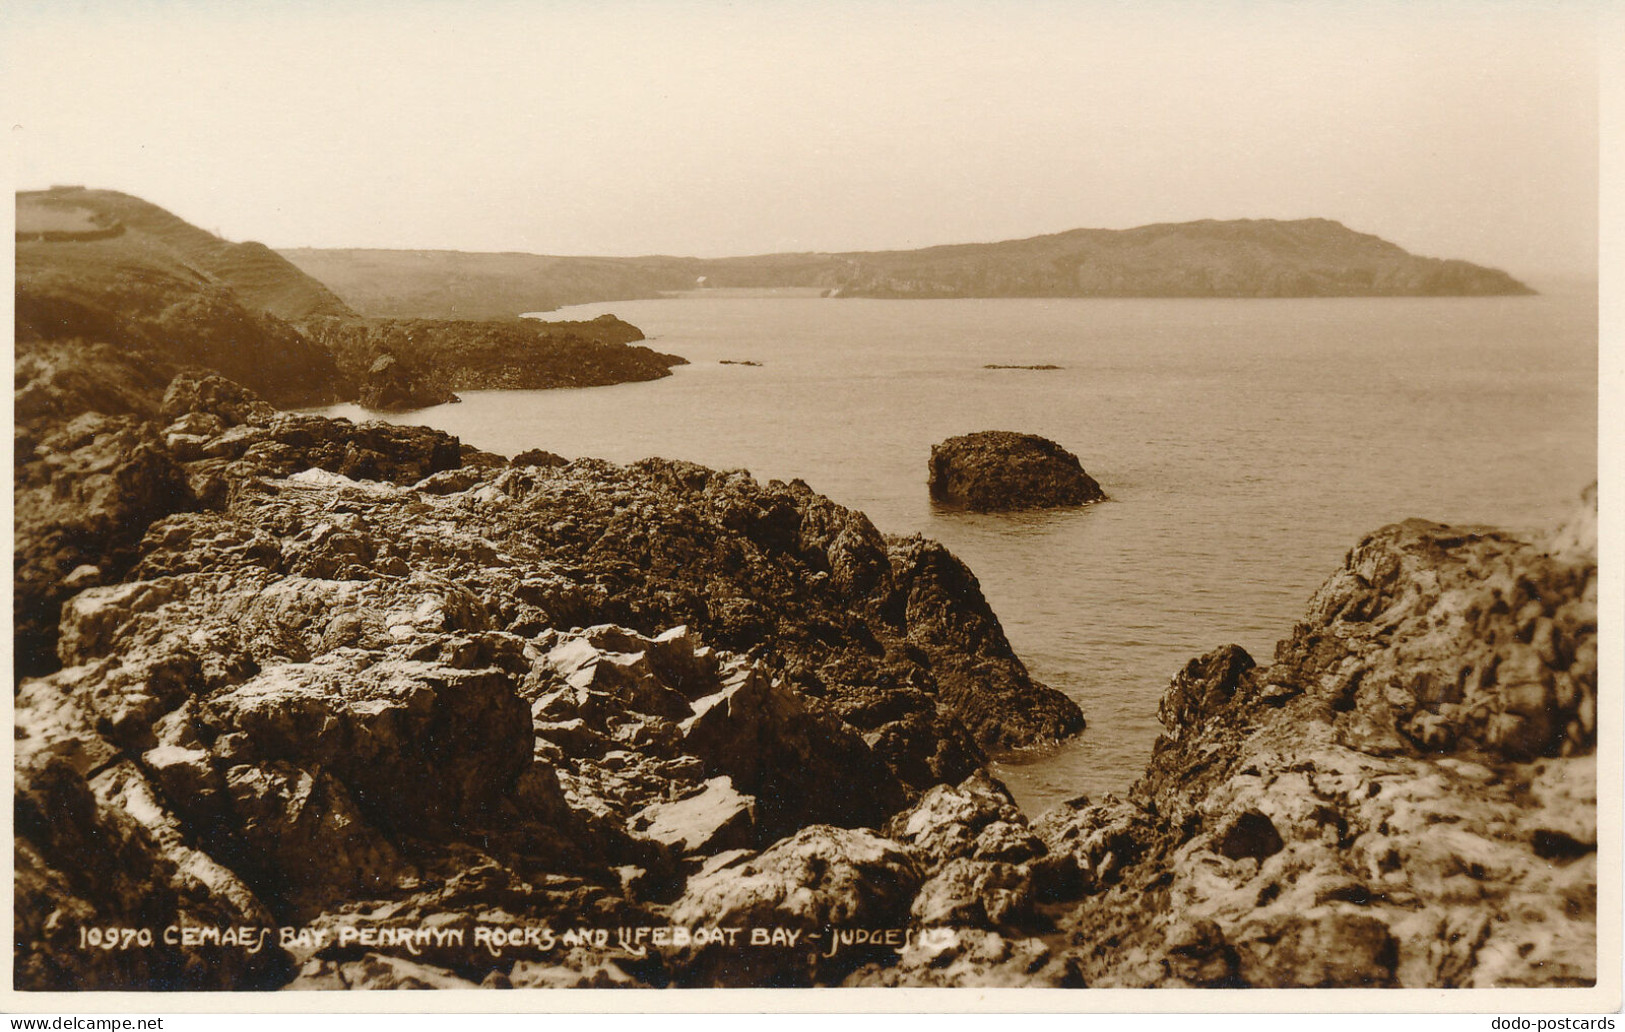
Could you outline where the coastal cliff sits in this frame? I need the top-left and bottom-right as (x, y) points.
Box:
(15, 189), (685, 413)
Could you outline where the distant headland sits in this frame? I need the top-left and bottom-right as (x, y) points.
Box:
(279, 217), (1533, 319)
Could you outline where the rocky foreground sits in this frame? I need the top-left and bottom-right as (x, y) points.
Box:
(14, 364), (1595, 989)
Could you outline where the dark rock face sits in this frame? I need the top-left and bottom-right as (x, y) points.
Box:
(356, 353), (461, 412)
(303, 316), (686, 411)
(929, 431), (1105, 511)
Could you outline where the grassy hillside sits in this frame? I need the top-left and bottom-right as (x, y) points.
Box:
(281, 217), (1532, 318)
(20, 188), (357, 320)
(17, 189), (351, 407)
(832, 218), (1534, 298)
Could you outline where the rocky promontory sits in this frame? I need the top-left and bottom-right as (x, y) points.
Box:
(281, 218), (1534, 318)
(929, 431), (1106, 511)
(303, 315), (686, 410)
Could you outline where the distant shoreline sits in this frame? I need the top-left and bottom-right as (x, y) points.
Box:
(657, 287), (833, 300)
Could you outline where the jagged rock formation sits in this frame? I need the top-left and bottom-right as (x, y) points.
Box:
(929, 431), (1105, 511)
(1054, 508), (1598, 988)
(854, 488), (1599, 988)
(13, 361), (1091, 990)
(356, 354), (462, 412)
(281, 218), (1532, 318)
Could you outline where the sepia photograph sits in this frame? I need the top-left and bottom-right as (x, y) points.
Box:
(4, 0), (1615, 1012)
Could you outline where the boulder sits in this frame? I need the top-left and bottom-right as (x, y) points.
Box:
(630, 776), (756, 855)
(909, 857), (1039, 929)
(356, 353), (460, 412)
(197, 656), (533, 831)
(681, 663), (908, 838)
(928, 431), (1104, 511)
(511, 447), (570, 469)
(668, 825), (923, 985)
(223, 762), (408, 915)
(883, 769), (1033, 871)
(160, 372), (276, 427)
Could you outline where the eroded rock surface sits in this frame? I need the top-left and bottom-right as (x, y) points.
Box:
(14, 368), (1087, 989)
(874, 493), (1599, 989)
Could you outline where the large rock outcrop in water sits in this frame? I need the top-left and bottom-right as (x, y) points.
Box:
(929, 431), (1105, 511)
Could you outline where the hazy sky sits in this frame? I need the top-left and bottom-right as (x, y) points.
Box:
(4, 0), (1603, 279)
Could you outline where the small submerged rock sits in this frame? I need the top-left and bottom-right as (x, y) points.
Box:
(928, 431), (1105, 511)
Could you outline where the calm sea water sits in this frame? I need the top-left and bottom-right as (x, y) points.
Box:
(319, 288), (1596, 815)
